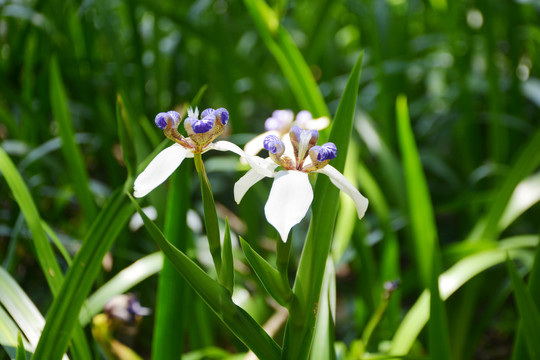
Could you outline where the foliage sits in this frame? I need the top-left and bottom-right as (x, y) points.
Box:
(1, 0), (540, 359)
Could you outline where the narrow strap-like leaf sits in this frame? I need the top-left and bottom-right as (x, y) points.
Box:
(130, 195), (281, 359)
(33, 189), (132, 360)
(396, 94), (437, 286)
(281, 52), (364, 360)
(507, 256), (540, 359)
(220, 219), (235, 293)
(16, 332), (26, 360)
(49, 56), (97, 223)
(194, 153), (222, 273)
(241, 237), (292, 307)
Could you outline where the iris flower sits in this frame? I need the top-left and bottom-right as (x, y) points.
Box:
(244, 110), (330, 157)
(134, 107), (246, 198)
(234, 126), (368, 242)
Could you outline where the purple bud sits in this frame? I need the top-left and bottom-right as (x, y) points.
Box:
(263, 135), (285, 155)
(155, 112), (169, 129)
(201, 108), (215, 118)
(167, 111), (181, 127)
(314, 142), (337, 161)
(155, 111), (180, 129)
(214, 107), (229, 125)
(187, 114), (215, 134)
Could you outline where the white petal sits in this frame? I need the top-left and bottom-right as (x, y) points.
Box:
(234, 168), (269, 204)
(133, 144), (191, 198)
(264, 171), (313, 242)
(308, 116), (330, 130)
(210, 140), (245, 156)
(243, 130), (279, 156)
(317, 165), (368, 219)
(282, 133), (295, 159)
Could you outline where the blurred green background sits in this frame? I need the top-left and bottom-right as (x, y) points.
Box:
(1, 0), (540, 359)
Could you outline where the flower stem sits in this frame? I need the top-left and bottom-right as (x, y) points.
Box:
(276, 235), (292, 290)
(194, 152), (222, 274)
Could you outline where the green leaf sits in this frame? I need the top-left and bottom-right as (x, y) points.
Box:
(240, 237), (292, 307)
(310, 259), (336, 360)
(499, 172), (540, 232)
(194, 153), (222, 273)
(116, 93), (137, 181)
(0, 145), (91, 360)
(16, 332), (26, 360)
(428, 253), (451, 360)
(281, 52), (363, 360)
(33, 189), (132, 360)
(389, 237), (537, 355)
(79, 252), (163, 326)
(0, 267), (45, 349)
(0, 146), (63, 293)
(396, 94), (437, 287)
(512, 233), (540, 360)
(512, 234), (540, 359)
(49, 56), (97, 223)
(507, 256), (540, 359)
(152, 168), (192, 360)
(243, 0), (328, 118)
(220, 219), (235, 293)
(471, 127), (540, 241)
(0, 305), (22, 359)
(129, 195), (281, 359)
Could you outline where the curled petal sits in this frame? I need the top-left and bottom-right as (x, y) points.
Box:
(211, 140), (246, 157)
(244, 130), (280, 156)
(317, 165), (368, 219)
(208, 141), (277, 176)
(307, 116), (330, 130)
(133, 144), (192, 198)
(234, 168), (269, 204)
(265, 171), (313, 242)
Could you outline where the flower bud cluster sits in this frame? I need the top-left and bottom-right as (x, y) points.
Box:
(154, 107), (229, 152)
(263, 126), (337, 172)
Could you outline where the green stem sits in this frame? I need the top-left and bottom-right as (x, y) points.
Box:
(276, 235), (292, 289)
(194, 152), (222, 274)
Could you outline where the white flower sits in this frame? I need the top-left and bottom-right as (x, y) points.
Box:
(244, 110), (330, 157)
(235, 126), (368, 242)
(134, 108), (246, 198)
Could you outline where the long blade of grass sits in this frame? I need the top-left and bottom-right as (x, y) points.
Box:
(152, 168), (192, 360)
(0, 305), (21, 359)
(470, 127), (540, 241)
(79, 252), (163, 326)
(49, 57), (97, 223)
(0, 267), (45, 349)
(242, 0), (328, 118)
(396, 94), (437, 287)
(281, 52), (363, 360)
(33, 189), (132, 360)
(428, 253), (451, 360)
(506, 256), (540, 358)
(0, 146), (63, 293)
(16, 333), (26, 360)
(0, 145), (91, 359)
(511, 231), (540, 359)
(116, 93), (137, 181)
(129, 195), (281, 359)
(309, 258), (336, 360)
(499, 172), (540, 232)
(389, 237), (537, 355)
(240, 237), (292, 307)
(194, 153), (222, 274)
(221, 219), (234, 293)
